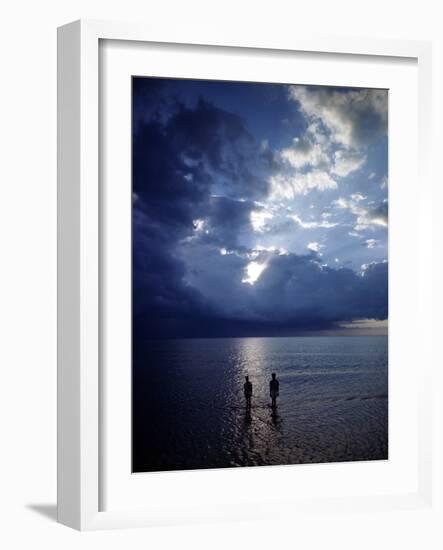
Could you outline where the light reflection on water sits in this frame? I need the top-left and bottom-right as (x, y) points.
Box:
(133, 336), (388, 472)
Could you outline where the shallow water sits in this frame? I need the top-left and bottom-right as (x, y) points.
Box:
(133, 336), (388, 472)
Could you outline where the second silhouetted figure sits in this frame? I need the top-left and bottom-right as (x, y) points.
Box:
(269, 373), (279, 409)
(244, 375), (253, 409)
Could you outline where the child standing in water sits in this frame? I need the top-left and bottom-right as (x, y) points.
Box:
(243, 375), (253, 409)
(270, 373), (279, 409)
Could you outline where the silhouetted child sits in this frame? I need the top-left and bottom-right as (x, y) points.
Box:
(270, 373), (279, 409)
(244, 375), (253, 408)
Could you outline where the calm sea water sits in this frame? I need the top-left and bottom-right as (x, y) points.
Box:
(133, 336), (388, 472)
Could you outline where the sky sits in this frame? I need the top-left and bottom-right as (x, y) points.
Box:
(132, 77), (388, 339)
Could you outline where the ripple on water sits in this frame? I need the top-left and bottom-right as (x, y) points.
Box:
(133, 336), (388, 472)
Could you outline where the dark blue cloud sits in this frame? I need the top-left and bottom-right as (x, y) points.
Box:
(253, 255), (388, 323)
(132, 86), (275, 336)
(132, 78), (388, 339)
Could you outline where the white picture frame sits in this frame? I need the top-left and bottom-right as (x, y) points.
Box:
(57, 19), (433, 531)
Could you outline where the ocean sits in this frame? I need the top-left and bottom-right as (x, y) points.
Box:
(132, 335), (388, 472)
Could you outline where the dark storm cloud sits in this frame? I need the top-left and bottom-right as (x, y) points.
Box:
(132, 87), (275, 335)
(201, 196), (256, 249)
(132, 206), (212, 319)
(133, 78), (178, 129)
(181, 246), (388, 324)
(138, 240), (388, 338)
(133, 97), (274, 222)
(132, 79), (388, 339)
(251, 254), (388, 323)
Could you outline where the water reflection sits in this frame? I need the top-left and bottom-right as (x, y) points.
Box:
(133, 336), (388, 471)
(271, 408), (282, 429)
(238, 337), (267, 378)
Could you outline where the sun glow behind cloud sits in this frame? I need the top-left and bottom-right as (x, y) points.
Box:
(242, 261), (267, 285)
(250, 209), (273, 232)
(132, 78), (388, 337)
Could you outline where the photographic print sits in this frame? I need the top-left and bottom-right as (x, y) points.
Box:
(132, 77), (388, 473)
